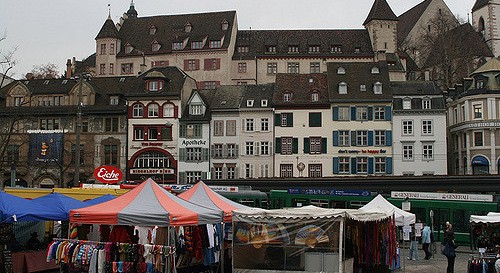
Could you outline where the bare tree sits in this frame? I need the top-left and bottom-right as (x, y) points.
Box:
(0, 31), (17, 87)
(28, 63), (60, 79)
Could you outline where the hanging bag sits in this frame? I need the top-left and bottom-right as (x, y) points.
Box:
(441, 242), (456, 257)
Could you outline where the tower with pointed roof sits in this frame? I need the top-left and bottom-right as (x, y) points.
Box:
(363, 0), (399, 56)
(126, 1), (138, 19)
(472, 0), (500, 57)
(95, 13), (120, 77)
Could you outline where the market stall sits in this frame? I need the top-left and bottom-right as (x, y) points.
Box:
(469, 212), (500, 270)
(232, 206), (397, 273)
(32, 192), (91, 221)
(360, 194), (416, 226)
(83, 194), (116, 205)
(63, 178), (225, 273)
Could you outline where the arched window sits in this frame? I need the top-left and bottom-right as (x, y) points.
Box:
(479, 17), (485, 35)
(373, 82), (382, 94)
(185, 23), (192, 33)
(163, 104), (174, 117)
(338, 82), (347, 94)
(133, 151), (172, 168)
(403, 98), (411, 109)
(337, 67), (345, 74)
(133, 104), (143, 117)
(148, 104), (159, 117)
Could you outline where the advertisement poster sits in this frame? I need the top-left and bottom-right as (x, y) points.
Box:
(403, 226), (411, 241)
(415, 223), (423, 237)
(29, 133), (64, 166)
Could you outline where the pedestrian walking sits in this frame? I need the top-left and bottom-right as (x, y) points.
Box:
(407, 224), (419, 260)
(442, 223), (457, 273)
(421, 223), (432, 260)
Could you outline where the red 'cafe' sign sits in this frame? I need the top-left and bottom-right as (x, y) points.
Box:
(93, 166), (123, 184)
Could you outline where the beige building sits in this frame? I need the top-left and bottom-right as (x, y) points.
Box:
(472, 0), (500, 57)
(447, 58), (500, 175)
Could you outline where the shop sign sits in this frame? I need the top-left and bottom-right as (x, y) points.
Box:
(338, 149), (387, 154)
(166, 184), (239, 192)
(94, 166), (123, 184)
(451, 121), (500, 132)
(141, 142), (162, 147)
(181, 140), (207, 146)
(130, 168), (174, 174)
(81, 184), (120, 189)
(288, 188), (371, 197)
(391, 191), (493, 202)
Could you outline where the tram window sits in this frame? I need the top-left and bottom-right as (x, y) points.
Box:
(330, 200), (347, 208)
(411, 207), (427, 224)
(239, 198), (257, 207)
(292, 198), (309, 207)
(310, 199), (329, 208)
(261, 200), (268, 209)
(475, 210), (488, 216)
(350, 201), (369, 208)
(453, 209), (472, 233)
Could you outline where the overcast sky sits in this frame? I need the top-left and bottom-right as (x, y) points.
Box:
(0, 0), (476, 79)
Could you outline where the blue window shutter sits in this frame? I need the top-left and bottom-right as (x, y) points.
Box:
(333, 157), (339, 174)
(321, 138), (327, 153)
(368, 106), (373, 120)
(386, 131), (392, 146)
(292, 138), (298, 154)
(368, 131), (374, 146)
(275, 114), (281, 126)
(351, 131), (357, 146)
(333, 131), (339, 146)
(304, 138), (310, 154)
(386, 157), (393, 174)
(351, 107), (356, 121)
(385, 106), (392, 121)
(275, 138), (281, 153)
(368, 157), (374, 174)
(333, 107), (339, 121)
(351, 158), (357, 174)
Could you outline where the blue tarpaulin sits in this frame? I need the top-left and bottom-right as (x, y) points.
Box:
(84, 194), (116, 205)
(32, 193), (91, 221)
(0, 192), (63, 223)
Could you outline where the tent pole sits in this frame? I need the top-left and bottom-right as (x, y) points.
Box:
(339, 217), (344, 273)
(221, 222), (224, 273)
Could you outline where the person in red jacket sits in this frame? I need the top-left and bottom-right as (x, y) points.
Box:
(109, 225), (132, 243)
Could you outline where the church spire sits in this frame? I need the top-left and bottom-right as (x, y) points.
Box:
(126, 0), (138, 19)
(363, 0), (398, 25)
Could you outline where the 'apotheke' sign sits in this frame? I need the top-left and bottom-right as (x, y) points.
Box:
(391, 191), (493, 202)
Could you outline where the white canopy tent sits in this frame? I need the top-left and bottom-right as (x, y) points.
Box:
(470, 212), (500, 223)
(360, 194), (416, 226)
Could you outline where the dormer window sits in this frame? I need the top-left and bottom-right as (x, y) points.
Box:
(221, 20), (229, 31)
(331, 45), (342, 53)
(190, 105), (202, 115)
(337, 67), (346, 74)
(172, 42), (183, 50)
(288, 45), (299, 53)
(261, 99), (268, 107)
(266, 45), (276, 53)
(283, 92), (292, 102)
(360, 85), (366, 92)
(371, 67), (380, 74)
(373, 82), (382, 94)
(247, 100), (254, 107)
(185, 23), (192, 33)
(44, 80), (49, 85)
(62, 80), (68, 85)
(191, 41), (203, 49)
(152, 41), (160, 52)
(423, 98), (431, 109)
(110, 96), (119, 105)
(311, 91), (319, 102)
(309, 45), (320, 53)
(338, 82), (347, 94)
(146, 80), (164, 91)
(149, 26), (156, 35)
(355, 47), (361, 53)
(238, 46), (249, 53)
(125, 44), (133, 54)
(209, 40), (221, 48)
(403, 98), (411, 110)
(476, 80), (485, 89)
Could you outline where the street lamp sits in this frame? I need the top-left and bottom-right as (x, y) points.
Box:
(73, 73), (91, 187)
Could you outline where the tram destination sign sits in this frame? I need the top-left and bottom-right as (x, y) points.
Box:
(391, 191), (493, 202)
(288, 188), (371, 197)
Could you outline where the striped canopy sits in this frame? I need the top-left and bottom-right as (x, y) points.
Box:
(70, 179), (224, 226)
(178, 181), (249, 222)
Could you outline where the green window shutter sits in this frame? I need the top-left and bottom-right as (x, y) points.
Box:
(351, 158), (357, 174)
(368, 107), (373, 120)
(309, 113), (321, 127)
(179, 148), (186, 162)
(304, 138), (310, 154)
(275, 114), (281, 126)
(202, 148), (209, 161)
(202, 172), (208, 180)
(351, 131), (357, 146)
(292, 138), (298, 154)
(275, 138), (281, 154)
(180, 124), (186, 137)
(287, 113), (293, 127)
(321, 138), (327, 153)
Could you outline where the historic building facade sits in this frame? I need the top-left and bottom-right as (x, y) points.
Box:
(447, 58), (500, 175)
(472, 0), (500, 57)
(392, 81), (447, 175)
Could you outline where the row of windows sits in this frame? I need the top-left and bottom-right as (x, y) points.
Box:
(402, 97), (432, 110)
(332, 157), (392, 175)
(280, 91), (320, 103)
(338, 82), (383, 94)
(99, 43), (115, 55)
(402, 143), (434, 161)
(184, 59), (221, 71)
(274, 113), (323, 127)
(333, 130), (392, 147)
(132, 103), (176, 118)
(258, 45), (361, 54)
(133, 125), (172, 141)
(213, 163), (271, 179)
(401, 120), (433, 136)
(275, 137), (328, 155)
(452, 103), (486, 125)
(38, 117), (118, 132)
(332, 106), (391, 121)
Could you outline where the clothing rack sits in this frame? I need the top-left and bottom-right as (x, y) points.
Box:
(469, 253), (497, 260)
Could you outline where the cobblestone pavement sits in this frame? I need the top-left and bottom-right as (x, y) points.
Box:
(394, 245), (471, 273)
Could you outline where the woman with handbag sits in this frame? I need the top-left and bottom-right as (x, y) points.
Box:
(442, 224), (458, 273)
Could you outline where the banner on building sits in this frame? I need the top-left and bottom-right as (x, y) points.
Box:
(29, 133), (64, 166)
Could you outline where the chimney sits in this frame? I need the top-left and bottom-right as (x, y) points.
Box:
(25, 73), (34, 80)
(66, 59), (72, 78)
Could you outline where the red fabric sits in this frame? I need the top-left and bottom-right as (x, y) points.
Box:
(13, 251), (59, 273)
(193, 226), (203, 260)
(109, 225), (132, 243)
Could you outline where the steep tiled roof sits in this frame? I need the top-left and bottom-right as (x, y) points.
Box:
(391, 81), (441, 95)
(210, 86), (245, 110)
(273, 73), (329, 108)
(327, 62), (392, 102)
(240, 84), (275, 109)
(180, 90), (212, 122)
(363, 0), (398, 25)
(96, 18), (119, 39)
(121, 66), (189, 98)
(472, 0), (489, 12)
(233, 30), (373, 59)
(423, 23), (493, 68)
(397, 0), (432, 44)
(116, 11), (236, 56)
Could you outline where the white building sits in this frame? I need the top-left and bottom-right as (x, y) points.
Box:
(392, 82), (447, 175)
